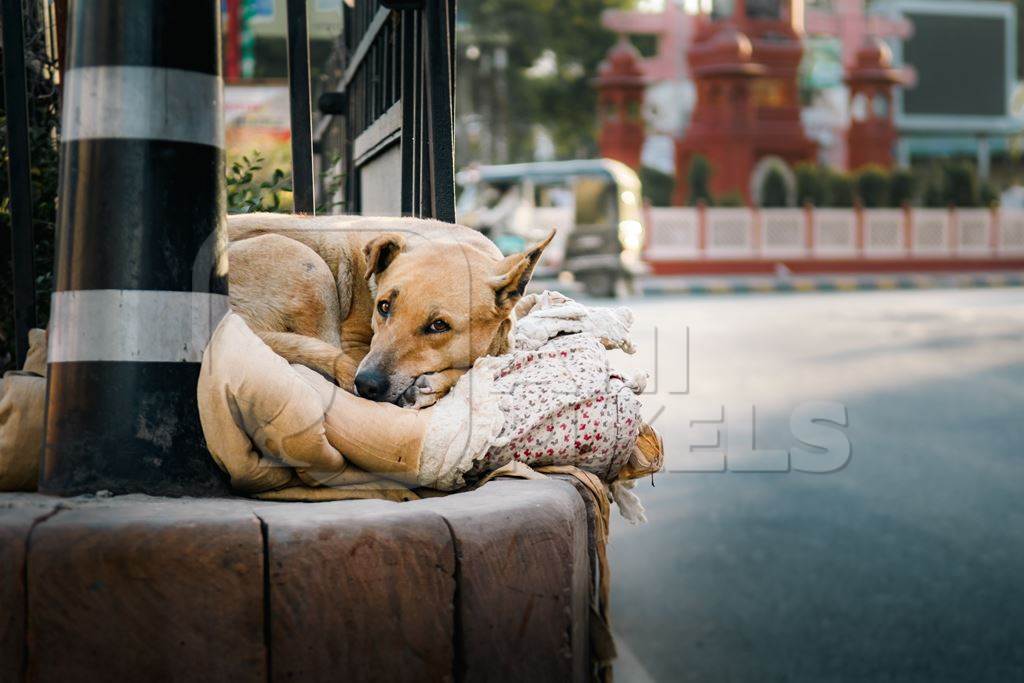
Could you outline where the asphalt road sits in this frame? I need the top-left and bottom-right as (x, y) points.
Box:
(599, 287), (1024, 682)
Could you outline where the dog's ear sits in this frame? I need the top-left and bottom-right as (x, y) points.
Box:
(363, 233), (406, 280)
(489, 229), (555, 310)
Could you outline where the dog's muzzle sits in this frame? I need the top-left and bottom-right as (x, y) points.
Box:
(354, 368), (390, 402)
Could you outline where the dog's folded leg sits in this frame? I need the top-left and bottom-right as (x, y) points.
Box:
(331, 352), (362, 393)
(256, 331), (353, 390)
(334, 337), (370, 391)
(334, 270), (374, 391)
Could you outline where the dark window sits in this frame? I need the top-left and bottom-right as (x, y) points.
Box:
(747, 0), (781, 20)
(903, 13), (1007, 117)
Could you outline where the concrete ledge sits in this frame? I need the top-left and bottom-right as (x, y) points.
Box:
(0, 478), (596, 682)
(408, 479), (591, 683)
(26, 498), (267, 682)
(255, 499), (455, 682)
(0, 495), (61, 682)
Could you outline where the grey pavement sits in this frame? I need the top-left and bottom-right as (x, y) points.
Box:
(599, 287), (1024, 682)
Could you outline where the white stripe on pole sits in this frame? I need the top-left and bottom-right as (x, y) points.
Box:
(61, 66), (225, 148)
(48, 290), (229, 363)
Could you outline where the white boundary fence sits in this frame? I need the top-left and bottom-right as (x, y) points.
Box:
(645, 207), (1024, 262)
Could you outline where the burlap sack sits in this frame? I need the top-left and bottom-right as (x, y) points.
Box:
(0, 329), (48, 491)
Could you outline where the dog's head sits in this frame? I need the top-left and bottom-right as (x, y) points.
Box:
(353, 229), (554, 404)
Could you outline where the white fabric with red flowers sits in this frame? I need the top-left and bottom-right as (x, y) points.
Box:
(419, 291), (648, 504)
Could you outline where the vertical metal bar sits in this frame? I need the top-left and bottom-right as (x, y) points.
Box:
(1, 0), (37, 369)
(342, 2), (355, 213)
(286, 0), (315, 213)
(422, 0), (456, 222)
(399, 10), (416, 215)
(54, 0), (68, 76)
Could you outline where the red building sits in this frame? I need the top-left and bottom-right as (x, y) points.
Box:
(595, 38), (647, 171)
(674, 0), (816, 205)
(845, 36), (907, 171)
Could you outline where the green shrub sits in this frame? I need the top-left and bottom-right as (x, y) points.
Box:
(980, 181), (1000, 208)
(760, 165), (790, 207)
(888, 168), (915, 208)
(226, 152), (292, 214)
(714, 191), (746, 207)
(825, 170), (856, 208)
(639, 166), (675, 207)
(942, 161), (980, 208)
(795, 163), (825, 206)
(856, 165), (889, 208)
(687, 154), (714, 206)
(922, 174), (947, 208)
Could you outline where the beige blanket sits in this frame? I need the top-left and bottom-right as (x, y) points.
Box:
(198, 313), (444, 501)
(0, 329), (48, 491)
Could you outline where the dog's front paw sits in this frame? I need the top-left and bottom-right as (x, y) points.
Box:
(398, 373), (443, 409)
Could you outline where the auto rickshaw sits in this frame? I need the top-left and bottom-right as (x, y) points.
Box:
(456, 159), (646, 297)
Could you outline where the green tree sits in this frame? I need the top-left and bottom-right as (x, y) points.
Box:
(856, 166), (890, 208)
(460, 0), (630, 162)
(687, 154), (713, 206)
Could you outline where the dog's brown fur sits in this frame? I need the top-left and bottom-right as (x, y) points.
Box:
(226, 213), (552, 406)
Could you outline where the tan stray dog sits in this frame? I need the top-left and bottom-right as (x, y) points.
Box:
(226, 213), (553, 407)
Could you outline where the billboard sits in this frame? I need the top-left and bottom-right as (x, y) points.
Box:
(876, 0), (1018, 134)
(902, 13), (1006, 118)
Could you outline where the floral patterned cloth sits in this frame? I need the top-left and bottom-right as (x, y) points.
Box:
(459, 297), (646, 483)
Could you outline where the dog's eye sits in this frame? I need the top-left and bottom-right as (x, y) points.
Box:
(377, 300), (390, 317)
(425, 319), (450, 334)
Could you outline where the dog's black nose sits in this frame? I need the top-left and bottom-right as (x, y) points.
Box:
(354, 369), (390, 401)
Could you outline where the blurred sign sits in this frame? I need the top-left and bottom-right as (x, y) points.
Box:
(249, 0), (275, 19)
(876, 0), (1018, 133)
(800, 38), (844, 92)
(224, 84), (292, 169)
(903, 13), (1005, 118)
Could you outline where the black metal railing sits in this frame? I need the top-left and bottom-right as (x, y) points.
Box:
(309, 0), (456, 221)
(1, 0), (37, 369)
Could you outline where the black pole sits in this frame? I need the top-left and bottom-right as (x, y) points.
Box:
(286, 0), (315, 214)
(1, 0), (38, 369)
(41, 0), (230, 496)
